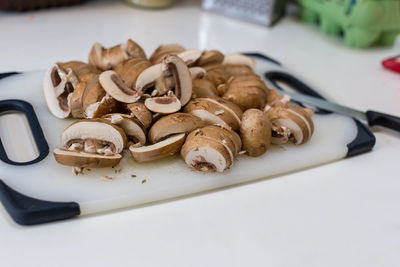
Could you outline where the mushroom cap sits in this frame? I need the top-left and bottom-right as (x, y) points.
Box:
(125, 39), (147, 60)
(114, 58), (151, 88)
(148, 113), (205, 144)
(266, 105), (314, 145)
(222, 53), (255, 70)
(150, 44), (186, 64)
(61, 119), (127, 153)
(223, 84), (268, 111)
(184, 97), (243, 131)
(144, 92), (182, 114)
(54, 148), (122, 168)
(126, 102), (153, 129)
(99, 70), (141, 103)
(197, 50), (225, 66)
(102, 113), (146, 146)
(240, 109), (271, 157)
(129, 133), (186, 162)
(192, 78), (218, 98)
(204, 65), (228, 87)
(199, 125), (242, 156)
(162, 55), (193, 106)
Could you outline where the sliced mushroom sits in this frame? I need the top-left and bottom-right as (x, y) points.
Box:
(129, 133), (186, 162)
(189, 67), (206, 79)
(148, 113), (205, 144)
(197, 50), (225, 66)
(88, 39), (146, 70)
(162, 55), (192, 106)
(203, 64), (229, 88)
(144, 91), (181, 114)
(265, 105), (314, 145)
(222, 75), (269, 111)
(222, 53), (255, 70)
(177, 49), (202, 65)
(135, 63), (164, 93)
(180, 126), (240, 172)
(102, 113), (146, 146)
(54, 119), (127, 168)
(54, 149), (122, 168)
(114, 58), (152, 88)
(265, 89), (290, 109)
(184, 97), (243, 132)
(240, 109), (271, 157)
(85, 94), (124, 118)
(126, 102), (153, 130)
(149, 44), (186, 64)
(192, 78), (218, 98)
(43, 62), (81, 118)
(99, 70), (141, 103)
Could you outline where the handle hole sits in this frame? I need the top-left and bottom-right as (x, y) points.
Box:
(0, 111), (39, 163)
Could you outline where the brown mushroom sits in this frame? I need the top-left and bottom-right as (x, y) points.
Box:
(222, 75), (269, 111)
(184, 97), (243, 131)
(99, 70), (141, 103)
(265, 105), (314, 145)
(102, 113), (147, 146)
(148, 113), (205, 144)
(197, 50), (225, 66)
(129, 133), (186, 162)
(113, 58), (152, 88)
(126, 102), (153, 130)
(54, 119), (127, 168)
(192, 78), (218, 98)
(88, 39), (146, 70)
(180, 125), (241, 172)
(162, 55), (193, 106)
(222, 53), (255, 77)
(240, 109), (271, 157)
(149, 44), (185, 64)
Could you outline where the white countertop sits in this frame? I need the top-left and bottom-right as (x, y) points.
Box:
(1, 1), (400, 266)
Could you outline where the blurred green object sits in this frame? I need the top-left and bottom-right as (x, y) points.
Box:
(298, 0), (400, 48)
(124, 0), (174, 8)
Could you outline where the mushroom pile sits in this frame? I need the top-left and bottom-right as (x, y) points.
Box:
(44, 39), (315, 173)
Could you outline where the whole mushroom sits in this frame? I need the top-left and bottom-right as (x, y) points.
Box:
(240, 109), (271, 157)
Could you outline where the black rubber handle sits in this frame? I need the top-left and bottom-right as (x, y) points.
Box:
(366, 110), (400, 132)
(0, 99), (49, 165)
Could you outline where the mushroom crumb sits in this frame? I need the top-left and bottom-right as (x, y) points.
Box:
(238, 150), (247, 155)
(72, 167), (84, 175)
(214, 110), (224, 115)
(101, 175), (115, 181)
(141, 179), (147, 184)
(131, 174), (137, 178)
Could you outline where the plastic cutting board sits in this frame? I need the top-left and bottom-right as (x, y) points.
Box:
(0, 53), (375, 225)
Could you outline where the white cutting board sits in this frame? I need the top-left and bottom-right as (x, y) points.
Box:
(0, 61), (359, 218)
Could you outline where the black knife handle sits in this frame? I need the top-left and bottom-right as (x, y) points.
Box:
(366, 110), (400, 132)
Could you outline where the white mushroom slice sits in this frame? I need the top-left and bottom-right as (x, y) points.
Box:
(189, 67), (206, 79)
(99, 71), (141, 103)
(129, 133), (186, 162)
(135, 64), (164, 92)
(144, 92), (181, 114)
(103, 113), (146, 146)
(54, 148), (122, 168)
(148, 113), (205, 144)
(177, 49), (202, 65)
(162, 55), (192, 106)
(61, 119), (127, 154)
(222, 53), (256, 71)
(43, 64), (79, 118)
(84, 94), (122, 118)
